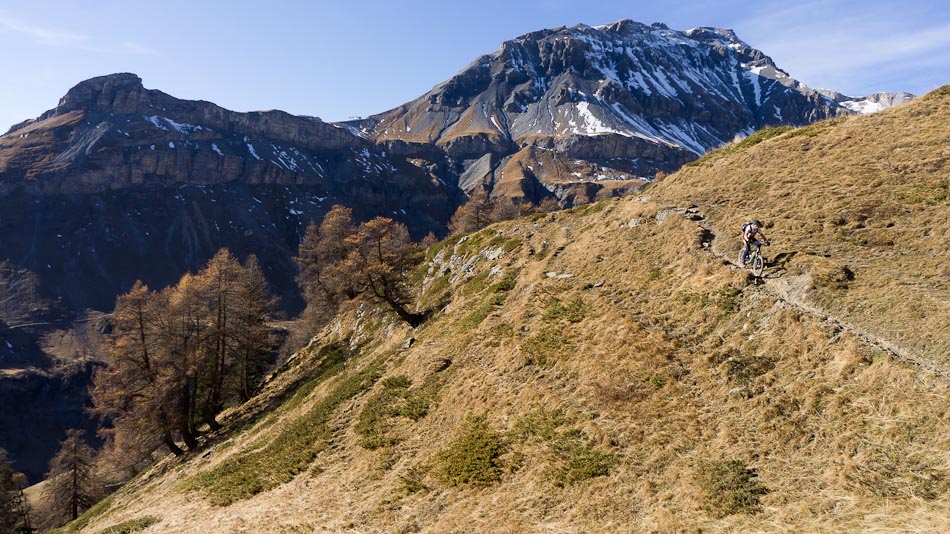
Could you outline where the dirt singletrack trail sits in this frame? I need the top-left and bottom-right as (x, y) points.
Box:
(670, 205), (950, 380)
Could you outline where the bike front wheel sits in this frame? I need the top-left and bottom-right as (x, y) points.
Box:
(751, 254), (764, 277)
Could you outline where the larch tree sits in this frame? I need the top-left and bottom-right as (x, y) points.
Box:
(195, 249), (244, 429)
(159, 272), (211, 449)
(0, 450), (18, 533)
(349, 217), (425, 326)
(296, 207), (426, 327)
(90, 281), (183, 457)
(91, 251), (276, 463)
(233, 255), (276, 402)
(448, 196), (494, 234)
(296, 205), (357, 321)
(43, 430), (100, 525)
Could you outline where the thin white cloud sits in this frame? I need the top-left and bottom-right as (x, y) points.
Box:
(0, 12), (156, 56)
(0, 13), (89, 46)
(120, 41), (158, 56)
(733, 2), (950, 95)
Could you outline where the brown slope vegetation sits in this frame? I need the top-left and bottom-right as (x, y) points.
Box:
(63, 88), (950, 533)
(649, 85), (950, 369)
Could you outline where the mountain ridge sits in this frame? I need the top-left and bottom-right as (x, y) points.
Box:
(354, 19), (910, 202)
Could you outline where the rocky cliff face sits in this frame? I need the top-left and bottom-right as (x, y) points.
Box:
(0, 74), (463, 310)
(0, 74), (463, 480)
(357, 21), (911, 201)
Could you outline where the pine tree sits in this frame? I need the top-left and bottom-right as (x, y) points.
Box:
(43, 430), (100, 525)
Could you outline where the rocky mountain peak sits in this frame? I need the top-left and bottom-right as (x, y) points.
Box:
(56, 72), (147, 115)
(815, 88), (916, 114)
(361, 20), (862, 198)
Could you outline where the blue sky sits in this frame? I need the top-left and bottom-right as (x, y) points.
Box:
(1, 0), (947, 131)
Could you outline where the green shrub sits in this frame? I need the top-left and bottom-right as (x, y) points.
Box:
(456, 270), (518, 331)
(356, 375), (441, 449)
(486, 234), (522, 253)
(462, 271), (491, 296)
(541, 297), (588, 323)
(679, 287), (741, 313)
(95, 517), (160, 534)
(183, 348), (389, 506)
(511, 410), (616, 487)
(434, 415), (507, 486)
(696, 460), (768, 517)
(582, 199), (610, 216)
(382, 375), (412, 389)
(399, 465), (428, 495)
(721, 349), (775, 387)
(355, 376), (411, 449)
(57, 495), (115, 533)
(424, 234), (465, 263)
(488, 269), (519, 293)
(510, 409), (568, 442)
(549, 429), (616, 487)
(523, 326), (574, 366)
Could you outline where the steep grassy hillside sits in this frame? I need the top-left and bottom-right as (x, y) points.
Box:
(651, 85), (950, 368)
(63, 88), (950, 533)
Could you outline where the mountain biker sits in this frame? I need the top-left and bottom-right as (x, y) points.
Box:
(740, 220), (770, 266)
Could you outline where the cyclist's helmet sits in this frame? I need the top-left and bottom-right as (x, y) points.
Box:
(752, 220), (762, 227)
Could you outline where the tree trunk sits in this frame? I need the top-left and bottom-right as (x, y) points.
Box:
(164, 434), (184, 456)
(383, 296), (428, 327)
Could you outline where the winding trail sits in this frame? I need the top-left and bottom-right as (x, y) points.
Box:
(672, 206), (950, 380)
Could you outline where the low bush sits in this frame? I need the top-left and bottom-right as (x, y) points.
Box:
(511, 410), (616, 487)
(183, 348), (389, 506)
(355, 375), (441, 449)
(542, 297), (588, 323)
(433, 415), (507, 486)
(523, 326), (574, 366)
(696, 460), (768, 517)
(95, 516), (160, 534)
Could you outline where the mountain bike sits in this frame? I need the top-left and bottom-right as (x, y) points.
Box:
(738, 242), (768, 277)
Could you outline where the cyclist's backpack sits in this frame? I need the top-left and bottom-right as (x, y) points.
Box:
(742, 222), (753, 236)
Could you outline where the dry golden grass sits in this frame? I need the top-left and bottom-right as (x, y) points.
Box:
(652, 87), (950, 366)
(73, 88), (950, 533)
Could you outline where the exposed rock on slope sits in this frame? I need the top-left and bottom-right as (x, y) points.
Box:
(0, 73), (462, 309)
